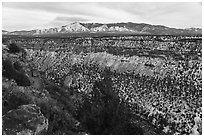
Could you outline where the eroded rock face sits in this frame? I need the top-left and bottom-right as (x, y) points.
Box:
(3, 104), (48, 135)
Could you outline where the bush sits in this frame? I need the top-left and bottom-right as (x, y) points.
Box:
(76, 68), (144, 135)
(2, 38), (6, 44)
(8, 43), (21, 53)
(2, 59), (31, 86)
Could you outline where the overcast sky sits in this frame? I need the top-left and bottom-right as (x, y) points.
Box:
(2, 2), (202, 31)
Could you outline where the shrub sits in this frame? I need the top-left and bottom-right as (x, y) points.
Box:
(8, 43), (21, 53)
(76, 68), (144, 135)
(2, 38), (6, 44)
(2, 59), (31, 86)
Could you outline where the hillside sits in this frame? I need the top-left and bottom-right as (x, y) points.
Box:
(2, 35), (202, 135)
(2, 41), (167, 135)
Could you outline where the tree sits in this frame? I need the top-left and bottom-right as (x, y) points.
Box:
(76, 68), (142, 134)
(2, 59), (31, 86)
(8, 43), (21, 53)
(2, 38), (6, 44)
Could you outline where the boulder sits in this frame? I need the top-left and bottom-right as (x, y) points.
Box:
(3, 104), (48, 135)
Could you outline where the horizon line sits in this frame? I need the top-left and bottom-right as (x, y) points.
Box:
(3, 21), (202, 32)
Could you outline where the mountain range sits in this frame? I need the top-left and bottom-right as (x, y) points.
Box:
(2, 22), (202, 35)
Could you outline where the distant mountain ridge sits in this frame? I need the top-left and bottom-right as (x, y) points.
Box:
(2, 22), (202, 35)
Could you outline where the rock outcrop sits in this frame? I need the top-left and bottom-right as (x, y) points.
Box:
(3, 104), (48, 135)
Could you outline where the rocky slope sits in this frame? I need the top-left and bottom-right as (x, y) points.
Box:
(2, 44), (84, 135)
(2, 42), (166, 135)
(2, 36), (202, 135)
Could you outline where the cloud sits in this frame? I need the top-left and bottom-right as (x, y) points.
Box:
(3, 2), (103, 17)
(49, 16), (90, 26)
(99, 2), (202, 28)
(2, 6), (58, 31)
(2, 2), (202, 31)
(55, 16), (89, 22)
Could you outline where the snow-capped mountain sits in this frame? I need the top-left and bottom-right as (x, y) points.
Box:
(108, 26), (132, 32)
(2, 22), (202, 35)
(36, 28), (59, 34)
(90, 24), (109, 32)
(35, 22), (89, 34)
(186, 28), (202, 33)
(60, 22), (89, 32)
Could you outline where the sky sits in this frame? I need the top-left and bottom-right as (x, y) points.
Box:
(2, 2), (202, 31)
